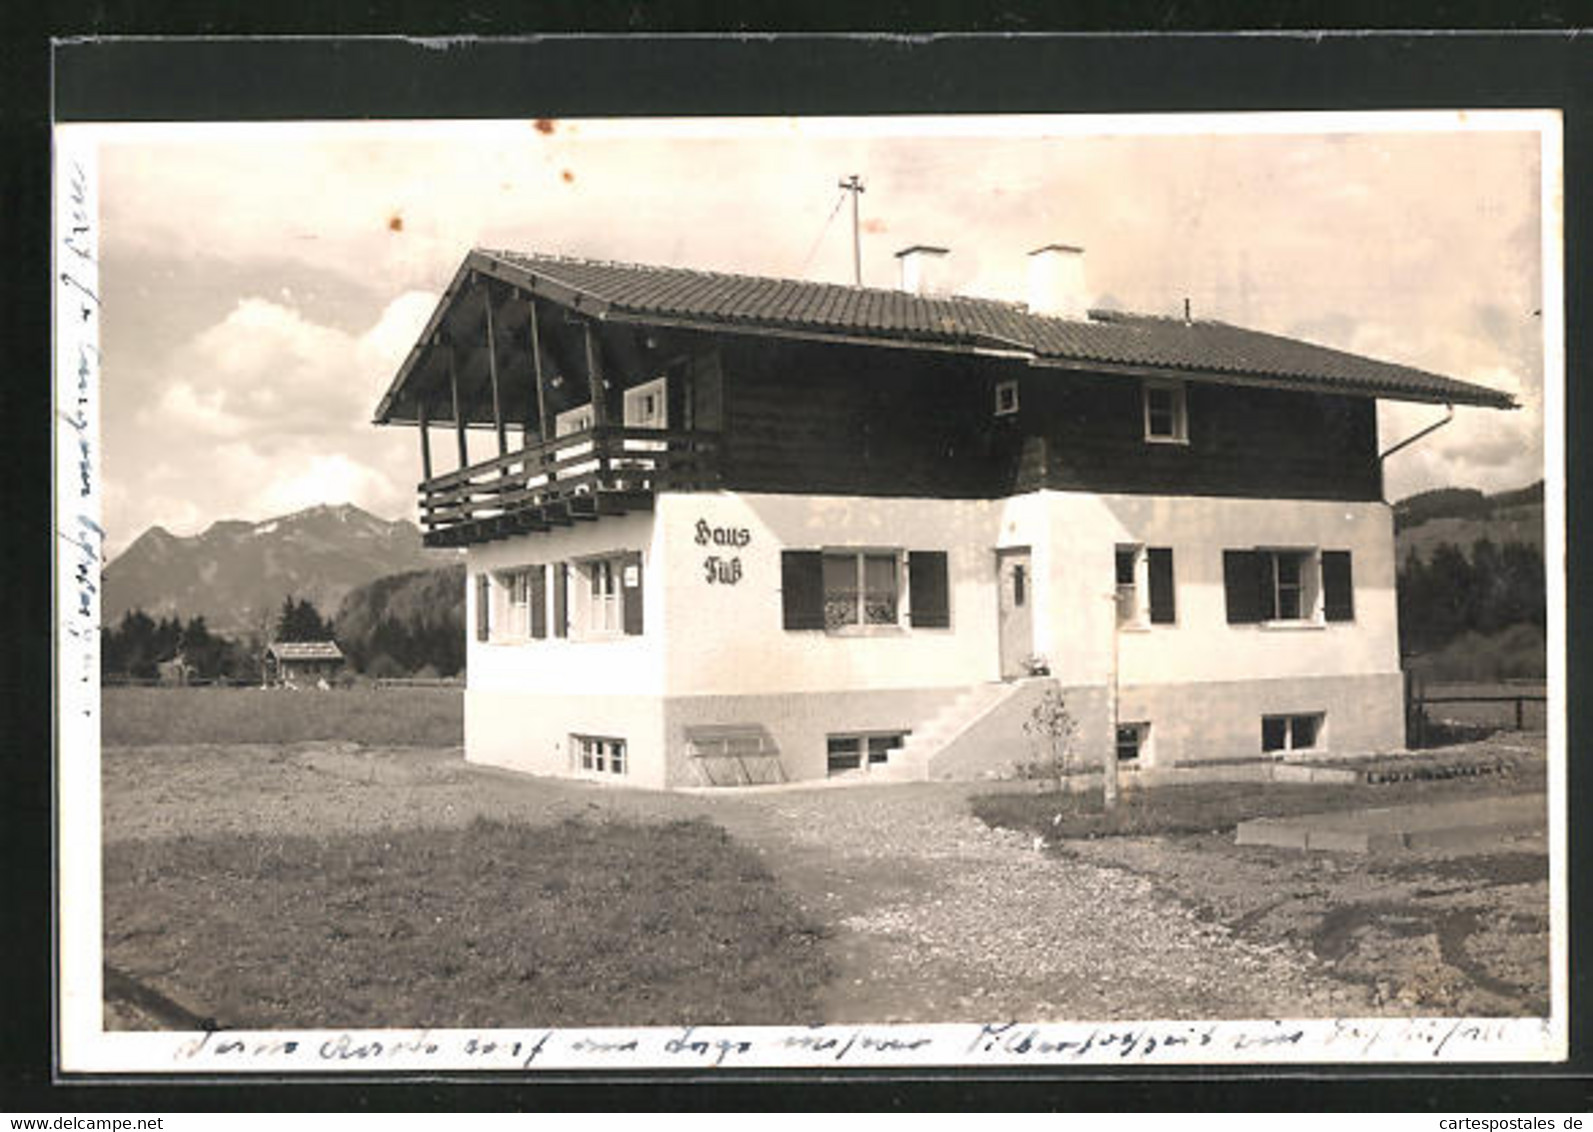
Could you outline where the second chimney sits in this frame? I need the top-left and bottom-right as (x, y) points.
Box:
(894, 244), (950, 296)
(1027, 243), (1089, 319)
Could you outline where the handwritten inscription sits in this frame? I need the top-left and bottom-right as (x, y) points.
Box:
(58, 155), (101, 719)
(159, 1016), (1549, 1071)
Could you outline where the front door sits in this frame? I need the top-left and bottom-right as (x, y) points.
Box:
(996, 547), (1034, 680)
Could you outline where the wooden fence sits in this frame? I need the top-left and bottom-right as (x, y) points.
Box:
(1404, 672), (1547, 747)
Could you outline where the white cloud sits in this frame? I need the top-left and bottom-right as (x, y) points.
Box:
(253, 452), (408, 519)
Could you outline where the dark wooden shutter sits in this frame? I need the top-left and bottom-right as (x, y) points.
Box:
(475, 574), (491, 641)
(781, 550), (825, 630)
(552, 562), (568, 638)
(621, 552), (644, 636)
(1223, 550), (1263, 624)
(908, 551), (951, 628)
(1322, 550), (1355, 622)
(1147, 547), (1176, 625)
(530, 564), (548, 639)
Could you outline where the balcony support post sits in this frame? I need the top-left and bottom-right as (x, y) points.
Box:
(484, 288), (507, 458)
(448, 338), (468, 469)
(528, 297), (552, 444)
(418, 398), (432, 482)
(584, 321), (608, 428)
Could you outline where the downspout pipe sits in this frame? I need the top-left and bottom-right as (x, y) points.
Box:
(1378, 401), (1455, 500)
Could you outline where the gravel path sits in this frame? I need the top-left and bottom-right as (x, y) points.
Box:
(703, 783), (1370, 1022)
(104, 745), (1371, 1022)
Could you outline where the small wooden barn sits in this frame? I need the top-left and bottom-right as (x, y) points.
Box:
(264, 641), (344, 688)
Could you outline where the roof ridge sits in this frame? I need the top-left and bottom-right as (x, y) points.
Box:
(447, 248), (1511, 409)
(479, 246), (1109, 322)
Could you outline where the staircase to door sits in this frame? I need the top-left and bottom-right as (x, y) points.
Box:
(870, 681), (1027, 781)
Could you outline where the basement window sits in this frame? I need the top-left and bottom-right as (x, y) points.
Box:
(827, 732), (907, 775)
(573, 734), (628, 776)
(1143, 380), (1188, 443)
(1116, 722), (1150, 763)
(1261, 713), (1323, 754)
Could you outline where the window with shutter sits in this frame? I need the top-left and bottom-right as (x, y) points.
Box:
(1147, 547), (1176, 625)
(781, 550), (826, 630)
(475, 574), (491, 641)
(1223, 549), (1263, 624)
(530, 564), (548, 639)
(907, 551), (950, 628)
(552, 562), (568, 638)
(622, 551), (644, 636)
(1322, 550), (1354, 622)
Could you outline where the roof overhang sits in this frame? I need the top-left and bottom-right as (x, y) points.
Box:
(372, 249), (618, 426)
(374, 251), (1518, 423)
(1026, 353), (1518, 410)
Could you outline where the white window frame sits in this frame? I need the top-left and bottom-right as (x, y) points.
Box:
(820, 547), (906, 634)
(1114, 543), (1149, 629)
(494, 568), (538, 642)
(1259, 547), (1324, 626)
(1142, 380), (1189, 444)
(1261, 713), (1325, 754)
(555, 403), (595, 437)
(623, 376), (668, 430)
(572, 734), (628, 776)
(577, 556), (622, 639)
(994, 378), (1020, 417)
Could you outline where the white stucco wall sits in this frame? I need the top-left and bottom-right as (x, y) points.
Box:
(465, 510), (665, 696)
(459, 487), (1401, 783)
(654, 492), (1012, 696)
(651, 489), (1397, 697)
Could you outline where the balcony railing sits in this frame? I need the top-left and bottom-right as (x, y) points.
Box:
(420, 426), (721, 547)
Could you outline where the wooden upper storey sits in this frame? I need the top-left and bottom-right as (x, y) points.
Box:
(373, 251), (1514, 546)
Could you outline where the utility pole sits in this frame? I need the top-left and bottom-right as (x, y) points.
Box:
(838, 174), (865, 285)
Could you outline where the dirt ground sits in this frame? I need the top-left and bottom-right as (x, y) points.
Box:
(102, 736), (1552, 1028)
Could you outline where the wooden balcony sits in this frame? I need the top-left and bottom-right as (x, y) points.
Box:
(419, 426), (721, 547)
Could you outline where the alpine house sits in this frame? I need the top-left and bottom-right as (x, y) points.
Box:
(371, 244), (1513, 788)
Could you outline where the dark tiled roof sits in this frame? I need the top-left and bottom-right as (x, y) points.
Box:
(478, 250), (1515, 408)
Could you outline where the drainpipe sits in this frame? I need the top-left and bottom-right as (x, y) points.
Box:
(1378, 402), (1454, 499)
(1103, 591), (1120, 812)
(1379, 401), (1454, 682)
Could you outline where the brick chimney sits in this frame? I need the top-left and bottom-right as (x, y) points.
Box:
(894, 244), (950, 296)
(1027, 243), (1089, 319)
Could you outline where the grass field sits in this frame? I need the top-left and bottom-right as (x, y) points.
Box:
(102, 685), (463, 747)
(105, 814), (830, 1029)
(973, 740), (1546, 841)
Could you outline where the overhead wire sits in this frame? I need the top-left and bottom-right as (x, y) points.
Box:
(797, 188), (849, 279)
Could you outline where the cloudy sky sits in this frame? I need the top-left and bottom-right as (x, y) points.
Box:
(87, 114), (1552, 558)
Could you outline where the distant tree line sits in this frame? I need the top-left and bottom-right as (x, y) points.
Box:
(333, 565), (466, 679)
(102, 594), (340, 682)
(102, 611), (260, 682)
(1394, 479), (1543, 533)
(1398, 537), (1545, 657)
(103, 571), (468, 683)
(275, 595), (335, 642)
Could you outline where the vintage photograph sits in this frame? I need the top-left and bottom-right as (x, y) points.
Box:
(59, 110), (1562, 1069)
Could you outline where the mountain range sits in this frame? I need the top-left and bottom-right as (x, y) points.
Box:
(1392, 479), (1545, 563)
(102, 503), (453, 637)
